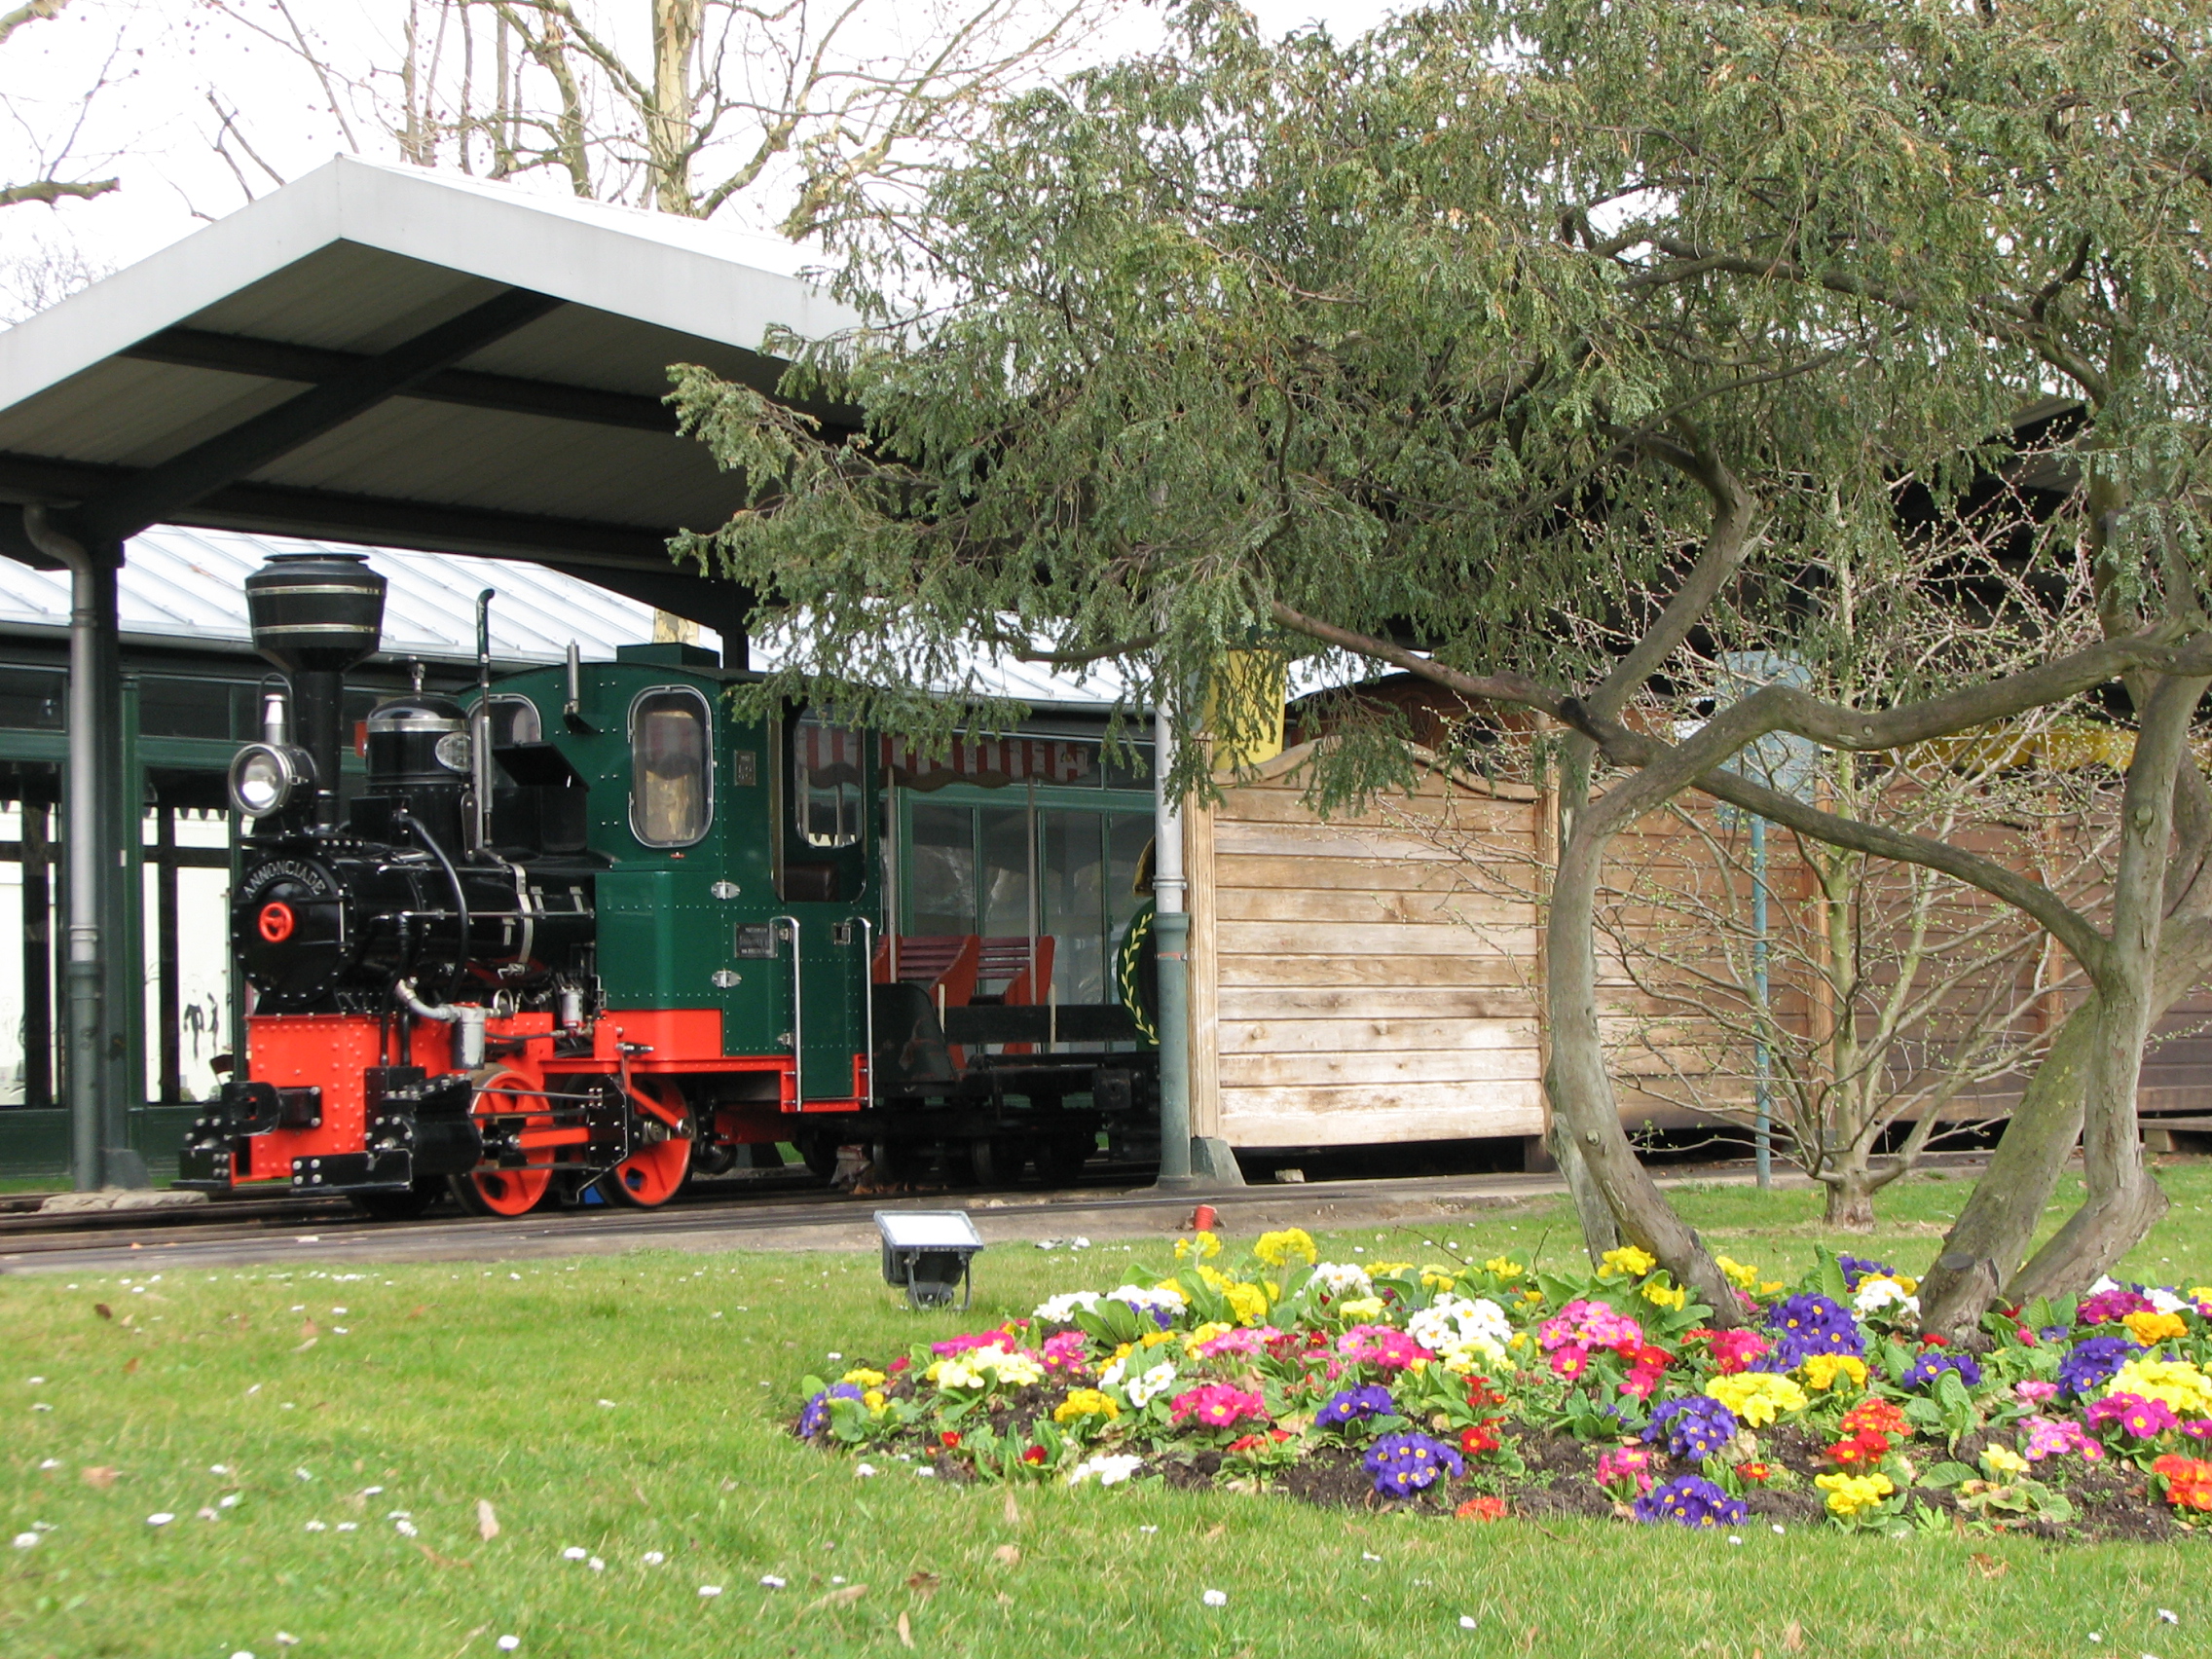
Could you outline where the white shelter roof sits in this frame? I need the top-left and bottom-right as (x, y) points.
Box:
(0, 156), (858, 635)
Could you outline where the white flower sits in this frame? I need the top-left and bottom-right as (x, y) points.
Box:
(146, 1513), (174, 1527)
(276, 1634), (299, 1646)
(1853, 1279), (1919, 1317)
(2087, 1275), (2120, 1297)
(1201, 1589), (1228, 1607)
(854, 1463), (879, 1478)
(642, 1551), (666, 1566)
(1309, 1263), (1374, 1299)
(12, 1532), (37, 1549)
(336, 1523), (357, 1532)
(231, 1650), (256, 1658)
(304, 1521), (327, 1532)
(1067, 1454), (1145, 1488)
(219, 1494), (241, 1508)
(37, 1459), (57, 1470)
(698, 1585), (723, 1598)
(588, 1557), (605, 1571)
(929, 1358), (983, 1390)
(759, 1574), (786, 1589)
(1408, 1296), (1513, 1358)
(914, 1467), (937, 1479)
(1109, 1283), (1186, 1314)
(2149, 1289), (2189, 1316)
(208, 1464), (228, 1475)
(1459, 1615), (1479, 1630)
(1124, 1361), (1178, 1409)
(497, 1639), (521, 1652)
(295, 1469), (313, 1482)
(563, 1546), (588, 1561)
(394, 1521), (419, 1537)
(1033, 1291), (1103, 1322)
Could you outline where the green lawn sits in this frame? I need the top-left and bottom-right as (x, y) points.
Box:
(7, 1163), (2212, 1658)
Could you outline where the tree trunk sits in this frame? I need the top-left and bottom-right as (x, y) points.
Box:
(1821, 1164), (1879, 1231)
(1546, 782), (1740, 1321)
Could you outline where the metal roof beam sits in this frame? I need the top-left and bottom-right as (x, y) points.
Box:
(0, 450), (689, 570)
(73, 287), (563, 544)
(120, 326), (681, 434)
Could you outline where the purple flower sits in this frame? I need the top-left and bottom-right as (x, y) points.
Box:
(798, 1382), (865, 1438)
(1633, 1475), (1746, 1528)
(1362, 1432), (1464, 1498)
(2086, 1391), (2178, 1440)
(1764, 1294), (1865, 1367)
(1316, 1384), (1399, 1428)
(2057, 1334), (2142, 1397)
(2078, 1287), (2155, 1325)
(1836, 1256), (1895, 1291)
(1899, 1351), (1982, 1391)
(1643, 1396), (1740, 1459)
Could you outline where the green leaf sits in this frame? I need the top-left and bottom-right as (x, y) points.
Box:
(1916, 1461), (1977, 1490)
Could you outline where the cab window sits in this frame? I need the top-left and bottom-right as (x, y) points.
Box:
(793, 716), (863, 849)
(630, 688), (711, 846)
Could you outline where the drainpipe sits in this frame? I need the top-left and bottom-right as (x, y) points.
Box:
(24, 505), (109, 1192)
(1152, 702), (1198, 1190)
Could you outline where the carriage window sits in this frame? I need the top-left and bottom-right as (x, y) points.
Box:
(489, 696), (541, 747)
(793, 717), (863, 849)
(630, 689), (711, 846)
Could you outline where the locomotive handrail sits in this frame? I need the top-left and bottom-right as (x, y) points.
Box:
(393, 806), (469, 966)
(772, 913), (802, 1104)
(856, 915), (875, 1109)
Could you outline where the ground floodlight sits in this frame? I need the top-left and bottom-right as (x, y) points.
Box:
(875, 1210), (984, 1310)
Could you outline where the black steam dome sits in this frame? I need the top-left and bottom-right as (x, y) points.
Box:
(244, 551), (387, 674)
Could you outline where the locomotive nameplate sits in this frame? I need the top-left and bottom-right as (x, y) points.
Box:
(733, 923), (778, 959)
(731, 751), (758, 787)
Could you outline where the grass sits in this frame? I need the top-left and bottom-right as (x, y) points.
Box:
(7, 1163), (2212, 1658)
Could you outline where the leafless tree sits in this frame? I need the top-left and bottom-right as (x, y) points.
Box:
(0, 0), (129, 210)
(207, 0), (1113, 236)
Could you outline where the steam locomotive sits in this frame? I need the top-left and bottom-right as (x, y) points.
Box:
(178, 552), (1156, 1218)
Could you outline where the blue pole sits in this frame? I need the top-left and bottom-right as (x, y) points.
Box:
(1751, 813), (1772, 1189)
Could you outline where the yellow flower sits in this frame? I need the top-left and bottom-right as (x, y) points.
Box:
(863, 1389), (886, 1412)
(1184, 1321), (1235, 1353)
(1815, 1472), (1895, 1518)
(1483, 1257), (1526, 1279)
(1255, 1228), (1318, 1268)
(1108, 1342), (1134, 1364)
(1420, 1267), (1459, 1291)
(1640, 1279), (1686, 1310)
(1139, 1330), (1177, 1349)
(2123, 1310), (2190, 1346)
(1714, 1256), (1759, 1291)
(1225, 1282), (1271, 1325)
(2190, 1286), (2212, 1304)
(1520, 1288), (1546, 1306)
(1052, 1388), (1121, 1423)
(1757, 1281), (1786, 1297)
(840, 1368), (888, 1388)
(1801, 1354), (1868, 1393)
(1508, 1333), (1530, 1351)
(1173, 1232), (1223, 1261)
(2108, 1357), (2212, 1418)
(1981, 1445), (2028, 1478)
(1196, 1264), (1233, 1292)
(1600, 1245), (1657, 1280)
(1156, 1278), (1185, 1301)
(1369, 1261), (1415, 1275)
(1706, 1373), (1809, 1427)
(1338, 1296), (1386, 1321)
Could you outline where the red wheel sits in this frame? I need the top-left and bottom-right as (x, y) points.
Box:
(602, 1078), (692, 1208)
(450, 1062), (555, 1218)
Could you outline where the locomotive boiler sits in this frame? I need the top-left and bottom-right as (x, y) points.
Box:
(180, 552), (1153, 1218)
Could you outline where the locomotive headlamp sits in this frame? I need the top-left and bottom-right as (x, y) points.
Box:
(875, 1209), (984, 1310)
(228, 742), (313, 818)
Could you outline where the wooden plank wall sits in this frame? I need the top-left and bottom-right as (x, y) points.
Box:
(1193, 746), (1547, 1147)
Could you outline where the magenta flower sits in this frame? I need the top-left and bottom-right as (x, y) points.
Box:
(1168, 1384), (1270, 1430)
(2086, 1391), (2178, 1440)
(1705, 1329), (1771, 1376)
(1041, 1331), (1088, 1374)
(1595, 1445), (1654, 1497)
(2013, 1380), (2059, 1408)
(1337, 1326), (1427, 1371)
(1194, 1326), (1279, 1360)
(1550, 1344), (1590, 1382)
(1539, 1300), (1644, 1356)
(2183, 1419), (2212, 1443)
(2078, 1288), (2157, 1325)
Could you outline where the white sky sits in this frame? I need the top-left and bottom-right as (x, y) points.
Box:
(0, 0), (1406, 312)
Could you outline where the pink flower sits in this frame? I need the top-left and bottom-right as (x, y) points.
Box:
(1195, 1326), (1280, 1360)
(2013, 1380), (2059, 1407)
(2086, 1391), (2178, 1440)
(1595, 1445), (1653, 1496)
(1168, 1384), (1270, 1430)
(2181, 1419), (2212, 1443)
(2023, 1418), (2103, 1462)
(2078, 1288), (2156, 1325)
(1549, 1344), (1590, 1382)
(1539, 1300), (1644, 1356)
(1337, 1326), (1427, 1372)
(931, 1327), (1023, 1357)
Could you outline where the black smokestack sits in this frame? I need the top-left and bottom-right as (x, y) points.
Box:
(243, 552), (387, 826)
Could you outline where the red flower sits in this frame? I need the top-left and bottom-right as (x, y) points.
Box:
(1734, 1461), (1774, 1484)
(1465, 1375), (1507, 1409)
(939, 1431), (962, 1449)
(1455, 1495), (1508, 1522)
(2154, 1454), (2212, 1512)
(1826, 1429), (1891, 1468)
(1021, 1445), (1047, 1465)
(1919, 1334), (1948, 1347)
(1460, 1420), (1503, 1456)
(1227, 1434), (1267, 1455)
(887, 1356), (911, 1375)
(1840, 1400), (1908, 1437)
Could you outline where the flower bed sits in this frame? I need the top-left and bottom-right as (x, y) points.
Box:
(793, 1230), (2212, 1540)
